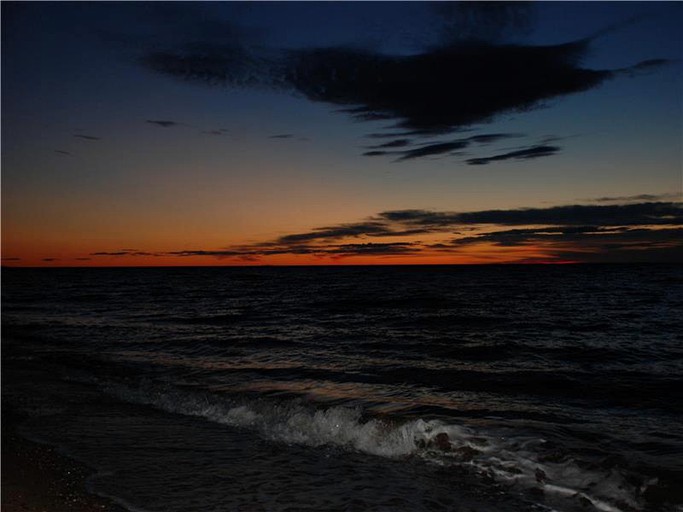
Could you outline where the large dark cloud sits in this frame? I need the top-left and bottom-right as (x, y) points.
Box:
(141, 7), (670, 163)
(282, 40), (618, 136)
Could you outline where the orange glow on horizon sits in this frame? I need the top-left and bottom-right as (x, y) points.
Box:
(1, 241), (573, 267)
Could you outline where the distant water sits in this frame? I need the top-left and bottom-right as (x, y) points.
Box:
(2, 265), (682, 512)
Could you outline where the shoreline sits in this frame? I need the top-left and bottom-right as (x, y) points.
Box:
(2, 407), (127, 512)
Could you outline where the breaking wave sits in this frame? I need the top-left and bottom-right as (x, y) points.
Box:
(107, 381), (657, 512)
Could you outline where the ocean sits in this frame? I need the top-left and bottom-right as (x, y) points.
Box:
(2, 265), (682, 512)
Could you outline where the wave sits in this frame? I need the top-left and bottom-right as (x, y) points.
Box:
(106, 380), (658, 512)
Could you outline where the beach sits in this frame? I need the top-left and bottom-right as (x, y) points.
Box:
(2, 407), (124, 512)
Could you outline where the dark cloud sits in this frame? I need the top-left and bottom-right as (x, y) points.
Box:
(166, 250), (244, 258)
(42, 258), (59, 262)
(396, 141), (469, 161)
(202, 130), (224, 136)
(140, 2), (667, 165)
(590, 193), (681, 203)
(74, 134), (101, 141)
(2, 257), (22, 261)
(466, 145), (560, 165)
(381, 202), (683, 227)
(75, 257), (92, 261)
(447, 226), (682, 247)
(54, 149), (73, 156)
(367, 139), (412, 149)
(277, 222), (392, 244)
(91, 249), (158, 257)
(269, 134), (294, 139)
(328, 242), (419, 256)
(467, 133), (522, 144)
(365, 131), (419, 139)
(365, 133), (524, 160)
(98, 202), (681, 263)
(166, 242), (419, 260)
(141, 11), (670, 162)
(444, 226), (683, 263)
(146, 120), (182, 127)
(282, 41), (624, 137)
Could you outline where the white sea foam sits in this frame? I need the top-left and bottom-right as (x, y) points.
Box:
(108, 381), (650, 512)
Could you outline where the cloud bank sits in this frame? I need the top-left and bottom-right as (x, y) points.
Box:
(90, 201), (683, 264)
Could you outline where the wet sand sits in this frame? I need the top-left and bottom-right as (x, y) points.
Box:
(2, 409), (126, 512)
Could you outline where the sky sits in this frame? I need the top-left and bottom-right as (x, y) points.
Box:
(2, 1), (682, 266)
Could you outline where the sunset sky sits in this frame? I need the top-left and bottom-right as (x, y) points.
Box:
(2, 1), (682, 266)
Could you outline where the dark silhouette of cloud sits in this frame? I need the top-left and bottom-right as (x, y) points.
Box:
(589, 193), (681, 203)
(42, 258), (59, 262)
(446, 226), (683, 247)
(74, 134), (101, 141)
(278, 222), (392, 244)
(380, 202), (683, 227)
(54, 150), (73, 156)
(2, 257), (22, 262)
(282, 41), (630, 136)
(367, 139), (412, 149)
(269, 134), (294, 139)
(468, 133), (522, 144)
(396, 141), (469, 161)
(93, 202), (682, 263)
(75, 257), (92, 261)
(466, 145), (560, 165)
(166, 250), (244, 258)
(141, 10), (670, 163)
(202, 130), (224, 136)
(146, 120), (182, 127)
(90, 249), (158, 257)
(328, 242), (419, 255)
(365, 133), (525, 161)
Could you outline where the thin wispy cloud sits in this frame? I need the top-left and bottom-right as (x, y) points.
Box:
(588, 193), (681, 203)
(90, 249), (159, 257)
(146, 120), (183, 128)
(466, 145), (561, 166)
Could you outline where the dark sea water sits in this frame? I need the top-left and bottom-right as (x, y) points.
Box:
(2, 265), (682, 512)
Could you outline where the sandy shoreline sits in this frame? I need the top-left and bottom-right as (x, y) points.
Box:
(2, 407), (127, 512)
